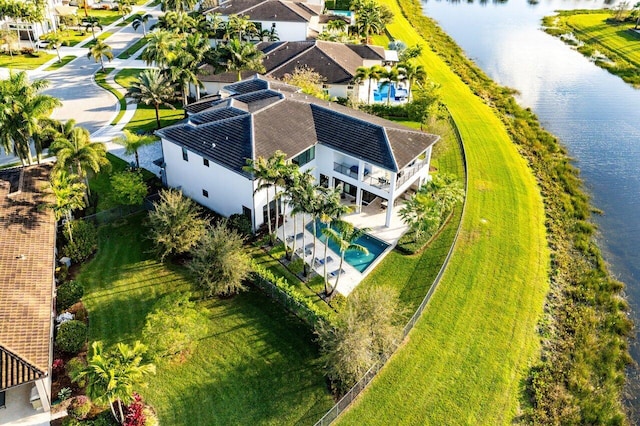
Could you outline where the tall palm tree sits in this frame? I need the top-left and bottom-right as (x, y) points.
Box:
(352, 0), (385, 44)
(116, 0), (133, 19)
(0, 72), (61, 165)
(142, 29), (177, 68)
(322, 220), (369, 297)
(131, 13), (152, 36)
(318, 185), (349, 291)
(287, 169), (314, 261)
(45, 170), (86, 243)
(72, 341), (155, 424)
(126, 69), (176, 130)
(87, 39), (113, 73)
(243, 153), (280, 242)
(212, 38), (265, 81)
(354, 64), (384, 105)
(154, 10), (197, 34)
(161, 0), (196, 13)
(168, 32), (209, 106)
(84, 17), (102, 41)
(44, 31), (64, 63)
(31, 117), (60, 163)
(225, 14), (257, 41)
(398, 61), (426, 102)
(113, 129), (157, 169)
(379, 66), (400, 105)
(49, 121), (110, 197)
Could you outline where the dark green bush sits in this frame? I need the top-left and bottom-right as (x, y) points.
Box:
(289, 258), (304, 275)
(55, 320), (87, 354)
(63, 220), (98, 263)
(228, 213), (253, 236)
(56, 281), (84, 311)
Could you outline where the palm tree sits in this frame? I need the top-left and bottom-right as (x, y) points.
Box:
(354, 64), (384, 105)
(322, 220), (369, 297)
(84, 17), (102, 41)
(126, 69), (176, 130)
(225, 14), (257, 41)
(326, 17), (347, 33)
(352, 0), (385, 44)
(31, 117), (60, 163)
(318, 185), (349, 290)
(243, 154), (278, 242)
(45, 170), (86, 242)
(87, 40), (113, 73)
(287, 169), (314, 261)
(131, 13), (152, 36)
(161, 0), (196, 13)
(49, 121), (110, 197)
(168, 32), (209, 106)
(398, 61), (426, 102)
(44, 32), (64, 63)
(154, 10), (197, 34)
(0, 72), (61, 165)
(142, 29), (177, 68)
(116, 0), (133, 19)
(113, 130), (157, 169)
(72, 341), (155, 424)
(379, 66), (400, 105)
(212, 38), (265, 81)
(0, 30), (19, 58)
(634, 2), (640, 29)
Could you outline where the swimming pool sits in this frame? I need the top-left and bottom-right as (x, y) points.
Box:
(305, 221), (389, 273)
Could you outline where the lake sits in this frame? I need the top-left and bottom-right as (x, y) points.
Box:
(420, 0), (640, 414)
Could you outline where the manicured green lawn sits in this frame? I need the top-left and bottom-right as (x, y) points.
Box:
(114, 68), (185, 133)
(545, 11), (640, 86)
(86, 9), (124, 26)
(94, 70), (127, 125)
(79, 214), (334, 425)
(335, 0), (549, 423)
(45, 55), (76, 70)
(117, 37), (148, 59)
(0, 52), (54, 69)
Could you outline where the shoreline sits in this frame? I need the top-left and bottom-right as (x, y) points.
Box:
(336, 0), (632, 423)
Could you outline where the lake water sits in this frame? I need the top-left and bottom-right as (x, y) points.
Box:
(419, 0), (640, 414)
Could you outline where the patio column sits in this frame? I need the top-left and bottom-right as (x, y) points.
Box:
(385, 173), (397, 227)
(355, 188), (362, 213)
(34, 378), (50, 412)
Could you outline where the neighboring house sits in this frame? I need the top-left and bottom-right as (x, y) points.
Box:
(0, 165), (56, 425)
(196, 40), (398, 102)
(0, 0), (64, 42)
(204, 0), (323, 41)
(158, 75), (439, 231)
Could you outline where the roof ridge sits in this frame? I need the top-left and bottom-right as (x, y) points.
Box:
(236, 0), (270, 14)
(268, 41), (316, 74)
(315, 41), (360, 78)
(282, 0), (315, 19)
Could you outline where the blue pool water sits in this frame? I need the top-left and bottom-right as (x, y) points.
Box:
(305, 221), (389, 273)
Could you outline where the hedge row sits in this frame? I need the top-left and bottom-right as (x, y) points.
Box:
(394, 0), (633, 422)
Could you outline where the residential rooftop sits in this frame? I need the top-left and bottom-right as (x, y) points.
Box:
(160, 76), (438, 176)
(0, 165), (56, 391)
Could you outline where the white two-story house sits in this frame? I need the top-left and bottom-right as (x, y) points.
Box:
(158, 75), (439, 231)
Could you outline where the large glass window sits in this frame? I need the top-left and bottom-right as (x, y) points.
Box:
(291, 146), (315, 167)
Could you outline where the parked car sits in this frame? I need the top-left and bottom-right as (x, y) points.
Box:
(35, 39), (50, 49)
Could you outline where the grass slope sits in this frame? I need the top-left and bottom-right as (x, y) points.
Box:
(80, 214), (334, 425)
(544, 11), (640, 86)
(336, 0), (549, 424)
(0, 52), (55, 69)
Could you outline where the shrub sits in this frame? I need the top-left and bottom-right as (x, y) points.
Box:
(188, 221), (251, 298)
(56, 281), (84, 311)
(66, 356), (86, 380)
(228, 213), (252, 236)
(56, 264), (69, 283)
(289, 257), (304, 275)
(57, 387), (72, 401)
(68, 395), (92, 420)
(110, 171), (147, 206)
(55, 320), (87, 353)
(147, 189), (207, 261)
(142, 407), (158, 426)
(124, 393), (145, 426)
(63, 220), (98, 263)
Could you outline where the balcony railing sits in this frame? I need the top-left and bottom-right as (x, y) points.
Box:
(396, 160), (426, 188)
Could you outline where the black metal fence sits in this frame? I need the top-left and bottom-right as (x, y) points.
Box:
(313, 107), (469, 426)
(78, 194), (160, 226)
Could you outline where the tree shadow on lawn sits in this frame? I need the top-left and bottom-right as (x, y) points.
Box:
(145, 290), (333, 426)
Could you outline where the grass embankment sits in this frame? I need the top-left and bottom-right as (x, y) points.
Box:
(339, 0), (631, 423)
(80, 213), (334, 425)
(114, 68), (185, 133)
(0, 52), (55, 69)
(45, 55), (76, 70)
(337, 0), (549, 422)
(543, 10), (640, 87)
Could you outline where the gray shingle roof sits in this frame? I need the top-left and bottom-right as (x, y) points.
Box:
(159, 78), (438, 177)
(206, 0), (320, 21)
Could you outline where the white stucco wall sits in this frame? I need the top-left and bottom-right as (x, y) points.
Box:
(162, 139), (256, 223)
(258, 20), (308, 41)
